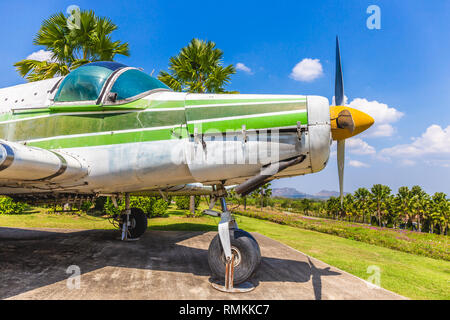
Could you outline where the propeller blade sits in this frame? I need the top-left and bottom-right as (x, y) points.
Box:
(337, 139), (345, 207)
(335, 36), (344, 106)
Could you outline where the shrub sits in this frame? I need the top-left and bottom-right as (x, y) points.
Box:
(175, 196), (200, 211)
(0, 196), (27, 214)
(152, 198), (169, 217)
(104, 196), (169, 217)
(80, 201), (93, 212)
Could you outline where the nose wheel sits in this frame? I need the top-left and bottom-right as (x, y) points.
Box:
(208, 228), (261, 292)
(205, 186), (261, 293)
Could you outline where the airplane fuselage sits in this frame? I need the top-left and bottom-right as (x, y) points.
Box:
(0, 63), (331, 199)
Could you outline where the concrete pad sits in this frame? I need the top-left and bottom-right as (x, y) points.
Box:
(0, 227), (406, 300)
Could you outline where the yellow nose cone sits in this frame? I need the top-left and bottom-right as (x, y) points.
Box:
(330, 106), (374, 140)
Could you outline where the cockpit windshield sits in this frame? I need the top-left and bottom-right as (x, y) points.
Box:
(53, 61), (169, 104)
(110, 69), (169, 100)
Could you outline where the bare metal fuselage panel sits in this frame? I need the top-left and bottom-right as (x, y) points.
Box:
(0, 68), (331, 200)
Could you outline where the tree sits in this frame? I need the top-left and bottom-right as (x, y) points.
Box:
(430, 192), (448, 234)
(354, 187), (370, 223)
(395, 186), (412, 228)
(158, 38), (236, 93)
(326, 197), (340, 219)
(384, 195), (401, 228)
(370, 184), (391, 227)
(410, 185), (430, 232)
(250, 183), (272, 210)
(14, 10), (129, 82)
(300, 198), (313, 215)
(343, 194), (355, 221)
(280, 199), (292, 210)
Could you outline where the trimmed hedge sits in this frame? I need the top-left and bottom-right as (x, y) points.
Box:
(104, 196), (169, 217)
(0, 196), (27, 214)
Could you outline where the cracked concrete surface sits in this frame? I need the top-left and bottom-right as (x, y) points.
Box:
(0, 227), (406, 300)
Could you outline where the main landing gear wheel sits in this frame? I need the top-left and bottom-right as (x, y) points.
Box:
(119, 207), (147, 239)
(208, 229), (261, 288)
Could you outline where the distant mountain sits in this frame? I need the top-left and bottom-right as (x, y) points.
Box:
(271, 187), (312, 199)
(272, 188), (348, 200)
(314, 190), (348, 198)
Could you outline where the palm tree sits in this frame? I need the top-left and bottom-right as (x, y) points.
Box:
(14, 10), (129, 82)
(430, 192), (449, 234)
(370, 184), (391, 227)
(395, 186), (412, 228)
(158, 38), (236, 93)
(343, 194), (355, 221)
(326, 196), (340, 219)
(384, 195), (401, 228)
(300, 198), (313, 215)
(354, 187), (370, 223)
(410, 185), (430, 232)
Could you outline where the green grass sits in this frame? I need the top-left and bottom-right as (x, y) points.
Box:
(1, 207), (449, 300)
(0, 208), (114, 230)
(233, 208), (449, 261)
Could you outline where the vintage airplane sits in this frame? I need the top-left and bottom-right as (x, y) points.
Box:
(0, 38), (373, 291)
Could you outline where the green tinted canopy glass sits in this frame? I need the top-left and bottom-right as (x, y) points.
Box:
(54, 65), (114, 103)
(111, 69), (169, 100)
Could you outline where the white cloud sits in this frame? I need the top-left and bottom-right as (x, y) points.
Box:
(290, 58), (323, 82)
(331, 95), (348, 106)
(26, 50), (55, 62)
(369, 123), (395, 137)
(236, 62), (253, 74)
(349, 160), (370, 168)
(346, 138), (376, 155)
(347, 98), (403, 123)
(424, 160), (450, 168)
(400, 159), (416, 167)
(381, 125), (450, 167)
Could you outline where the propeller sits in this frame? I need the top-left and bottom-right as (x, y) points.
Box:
(335, 37), (346, 207)
(331, 37), (374, 207)
(235, 37), (375, 203)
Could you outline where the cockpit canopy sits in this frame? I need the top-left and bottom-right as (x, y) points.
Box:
(53, 61), (169, 104)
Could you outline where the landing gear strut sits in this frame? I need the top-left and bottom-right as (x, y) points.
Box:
(204, 186), (261, 293)
(112, 193), (148, 241)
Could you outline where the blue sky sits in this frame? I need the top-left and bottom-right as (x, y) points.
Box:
(0, 0), (449, 195)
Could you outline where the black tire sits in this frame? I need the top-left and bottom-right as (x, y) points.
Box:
(208, 229), (261, 284)
(119, 208), (147, 239)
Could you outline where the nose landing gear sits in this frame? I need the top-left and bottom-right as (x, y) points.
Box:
(204, 186), (261, 293)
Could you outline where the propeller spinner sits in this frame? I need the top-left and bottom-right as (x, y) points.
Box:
(330, 37), (374, 206)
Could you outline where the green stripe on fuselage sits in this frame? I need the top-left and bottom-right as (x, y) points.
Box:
(186, 98), (307, 134)
(0, 108), (186, 142)
(187, 110), (307, 133)
(186, 101), (306, 121)
(26, 127), (182, 149)
(0, 96), (309, 149)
